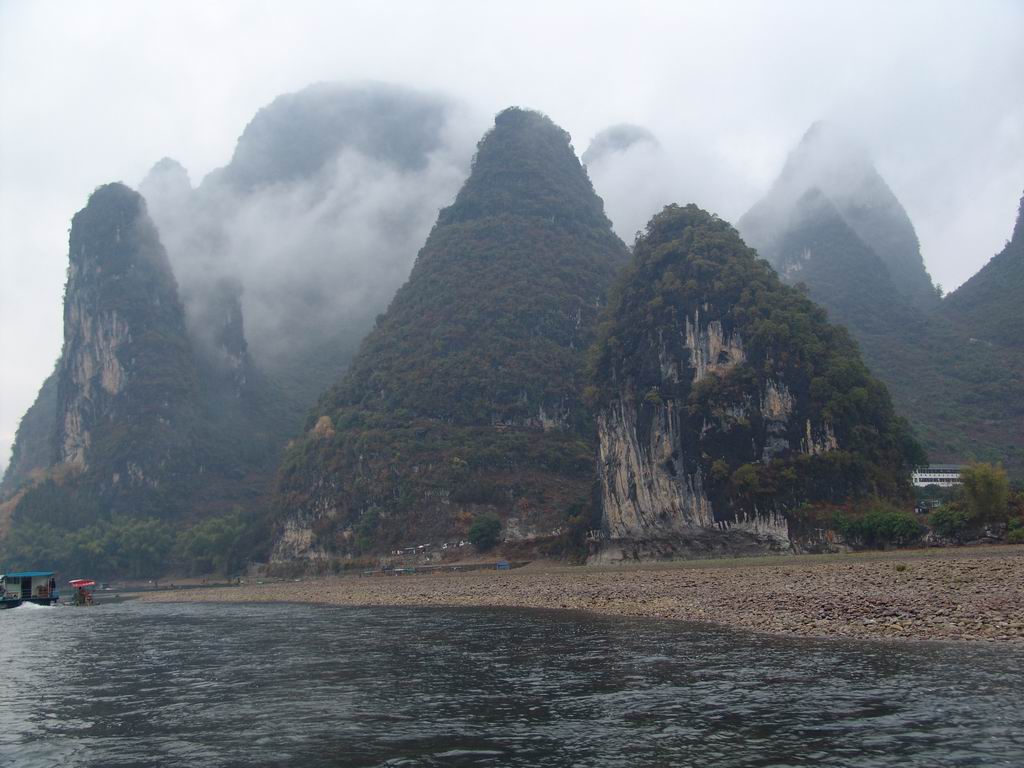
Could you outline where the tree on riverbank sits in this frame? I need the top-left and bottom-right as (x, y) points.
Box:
(833, 502), (924, 549)
(960, 463), (1009, 523)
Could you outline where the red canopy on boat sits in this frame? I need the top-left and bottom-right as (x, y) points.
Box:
(69, 579), (95, 588)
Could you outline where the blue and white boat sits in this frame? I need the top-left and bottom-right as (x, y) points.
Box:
(0, 571), (60, 608)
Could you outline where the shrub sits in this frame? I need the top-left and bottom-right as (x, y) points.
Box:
(834, 501), (924, 549)
(929, 504), (971, 542)
(468, 514), (502, 552)
(730, 464), (762, 497)
(1008, 518), (1024, 544)
(960, 462), (1009, 523)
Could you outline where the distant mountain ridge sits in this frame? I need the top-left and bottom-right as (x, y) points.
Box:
(740, 122), (938, 309)
(220, 81), (452, 190)
(942, 190), (1024, 348)
(740, 127), (1024, 475)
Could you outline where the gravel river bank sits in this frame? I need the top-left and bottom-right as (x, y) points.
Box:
(141, 545), (1024, 643)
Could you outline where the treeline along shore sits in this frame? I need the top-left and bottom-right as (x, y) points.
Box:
(140, 545), (1024, 644)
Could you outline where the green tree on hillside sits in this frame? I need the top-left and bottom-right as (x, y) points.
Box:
(174, 510), (250, 575)
(469, 515), (502, 552)
(960, 462), (1009, 523)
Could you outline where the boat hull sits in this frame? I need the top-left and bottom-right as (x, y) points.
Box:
(0, 596), (59, 609)
(26, 596), (60, 606)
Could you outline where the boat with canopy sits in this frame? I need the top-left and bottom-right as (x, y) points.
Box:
(69, 579), (97, 606)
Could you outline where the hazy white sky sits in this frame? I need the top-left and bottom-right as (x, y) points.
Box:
(2, 0), (1022, 470)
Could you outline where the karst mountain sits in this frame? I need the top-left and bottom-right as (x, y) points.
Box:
(588, 204), (922, 560)
(274, 107), (629, 560)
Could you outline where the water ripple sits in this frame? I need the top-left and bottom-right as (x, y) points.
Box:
(1, 602), (1022, 767)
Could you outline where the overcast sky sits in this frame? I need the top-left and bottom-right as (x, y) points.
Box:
(1, 0), (1022, 471)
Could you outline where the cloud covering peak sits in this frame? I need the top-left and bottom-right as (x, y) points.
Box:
(139, 82), (481, 401)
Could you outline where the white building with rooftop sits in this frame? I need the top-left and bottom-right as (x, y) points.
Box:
(911, 464), (964, 488)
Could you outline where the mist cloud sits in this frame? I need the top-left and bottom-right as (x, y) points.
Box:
(140, 84), (481, 387)
(584, 124), (761, 244)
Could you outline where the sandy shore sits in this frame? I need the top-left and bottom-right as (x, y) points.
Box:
(141, 545), (1024, 643)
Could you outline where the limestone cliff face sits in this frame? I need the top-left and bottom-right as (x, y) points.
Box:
(597, 401), (715, 538)
(595, 316), (812, 549)
(51, 183), (199, 505)
(589, 204), (919, 557)
(59, 305), (131, 467)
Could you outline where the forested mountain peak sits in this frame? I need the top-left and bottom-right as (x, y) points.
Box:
(274, 107), (628, 561)
(2, 181), (292, 576)
(322, 106), (627, 422)
(4, 182), (201, 525)
(435, 107), (612, 231)
(66, 183), (184, 321)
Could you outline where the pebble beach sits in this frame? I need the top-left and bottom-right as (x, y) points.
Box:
(141, 545), (1024, 644)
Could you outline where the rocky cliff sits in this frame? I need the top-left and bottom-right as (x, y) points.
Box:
(57, 184), (199, 483)
(1, 181), (309, 575)
(274, 107), (629, 561)
(0, 368), (58, 498)
(4, 184), (201, 529)
(589, 205), (921, 559)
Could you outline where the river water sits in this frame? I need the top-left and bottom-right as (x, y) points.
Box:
(1, 601), (1021, 767)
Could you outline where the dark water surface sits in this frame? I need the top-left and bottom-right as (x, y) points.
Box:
(1, 601), (1022, 767)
